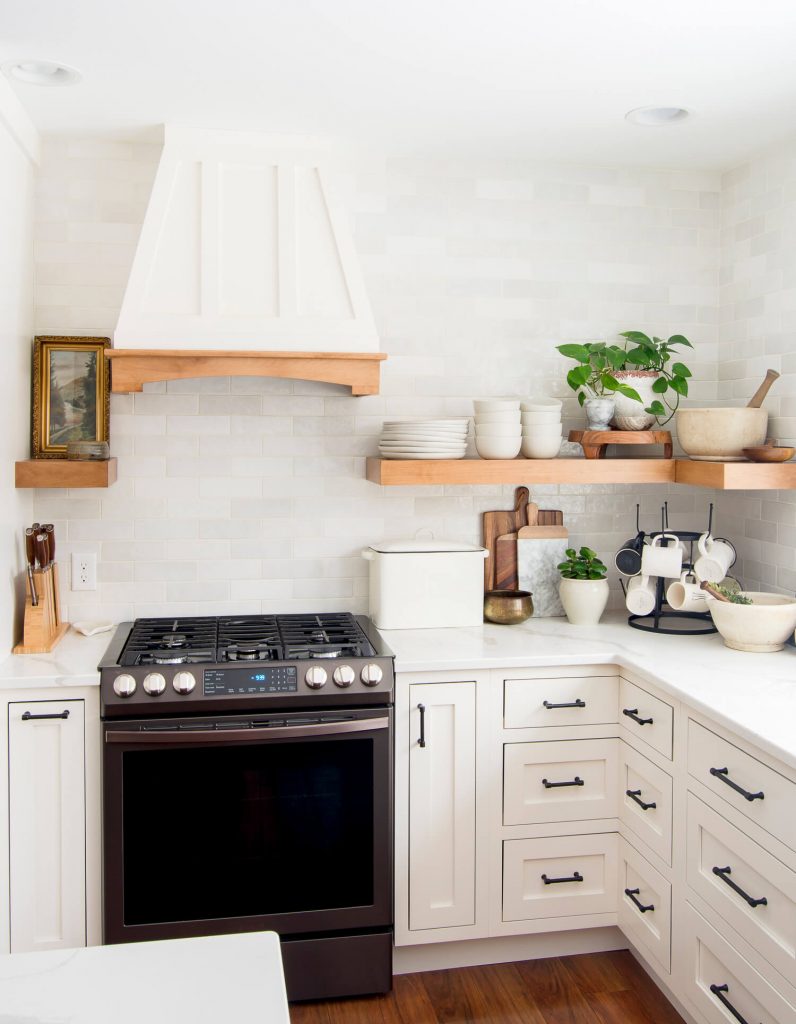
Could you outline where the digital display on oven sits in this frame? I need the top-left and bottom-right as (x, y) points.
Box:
(203, 666), (298, 695)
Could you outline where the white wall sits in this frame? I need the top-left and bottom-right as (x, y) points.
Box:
(0, 80), (38, 651)
(31, 139), (722, 623)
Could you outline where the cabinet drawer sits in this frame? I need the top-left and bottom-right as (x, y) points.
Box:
(688, 719), (796, 854)
(681, 902), (796, 1024)
(503, 834), (617, 922)
(687, 793), (796, 986)
(618, 741), (673, 865)
(619, 678), (673, 759)
(504, 675), (618, 729)
(618, 839), (671, 972)
(503, 739), (617, 825)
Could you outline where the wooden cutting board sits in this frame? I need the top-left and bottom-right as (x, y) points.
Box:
(482, 487), (532, 591)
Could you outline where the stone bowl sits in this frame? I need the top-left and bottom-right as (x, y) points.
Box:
(676, 408), (768, 461)
(706, 591), (796, 652)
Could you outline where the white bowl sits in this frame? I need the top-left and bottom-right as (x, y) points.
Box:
(473, 398), (520, 413)
(474, 410), (521, 423)
(521, 436), (562, 459)
(475, 436), (522, 459)
(521, 410), (563, 426)
(521, 398), (563, 412)
(521, 426), (563, 441)
(475, 423), (523, 437)
(706, 592), (796, 652)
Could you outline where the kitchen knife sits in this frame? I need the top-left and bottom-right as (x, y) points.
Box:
(44, 524), (55, 562)
(24, 528), (38, 606)
(35, 532), (50, 570)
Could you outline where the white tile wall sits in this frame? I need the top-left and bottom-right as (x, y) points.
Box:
(32, 139), (723, 621)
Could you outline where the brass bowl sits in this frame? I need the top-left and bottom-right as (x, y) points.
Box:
(484, 589), (533, 625)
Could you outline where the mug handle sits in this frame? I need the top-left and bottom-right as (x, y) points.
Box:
(698, 531), (712, 557)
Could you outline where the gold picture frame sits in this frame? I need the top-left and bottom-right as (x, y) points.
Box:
(32, 336), (111, 459)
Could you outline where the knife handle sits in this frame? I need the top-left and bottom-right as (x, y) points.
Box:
(25, 528), (35, 566)
(44, 524), (55, 561)
(35, 533), (49, 569)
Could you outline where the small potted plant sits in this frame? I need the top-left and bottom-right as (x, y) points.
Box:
(613, 330), (693, 429)
(555, 341), (641, 430)
(557, 546), (610, 625)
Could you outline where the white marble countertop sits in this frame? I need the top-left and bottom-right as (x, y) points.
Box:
(381, 613), (796, 772)
(0, 931), (290, 1024)
(0, 628), (109, 690)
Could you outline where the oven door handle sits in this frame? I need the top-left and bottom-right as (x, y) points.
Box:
(105, 716), (389, 744)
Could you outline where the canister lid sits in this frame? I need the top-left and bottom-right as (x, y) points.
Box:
(367, 540), (487, 554)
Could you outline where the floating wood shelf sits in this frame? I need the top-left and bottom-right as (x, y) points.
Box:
(15, 458), (118, 489)
(366, 457), (796, 490)
(106, 349), (386, 395)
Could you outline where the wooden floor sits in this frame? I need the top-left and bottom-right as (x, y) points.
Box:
(290, 950), (686, 1024)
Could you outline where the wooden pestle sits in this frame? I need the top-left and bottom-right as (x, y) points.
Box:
(747, 369), (780, 408)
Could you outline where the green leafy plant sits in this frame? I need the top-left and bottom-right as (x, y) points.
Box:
(557, 547), (608, 581)
(555, 342), (642, 406)
(617, 330), (693, 425)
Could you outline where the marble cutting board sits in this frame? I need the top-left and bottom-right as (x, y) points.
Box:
(518, 525), (568, 617)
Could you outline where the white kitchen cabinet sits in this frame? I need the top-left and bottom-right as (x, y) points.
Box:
(619, 677), (674, 760)
(8, 699), (86, 952)
(618, 740), (673, 865)
(618, 837), (671, 972)
(407, 681), (477, 931)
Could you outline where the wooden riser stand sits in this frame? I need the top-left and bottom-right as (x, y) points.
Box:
(13, 564), (69, 654)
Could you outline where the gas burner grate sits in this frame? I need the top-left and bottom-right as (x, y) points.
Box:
(218, 615), (283, 662)
(120, 617), (220, 667)
(276, 613), (375, 659)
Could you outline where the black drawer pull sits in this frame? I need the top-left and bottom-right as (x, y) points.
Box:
(541, 871), (583, 885)
(417, 704), (426, 748)
(709, 983), (754, 1024)
(542, 776), (584, 789)
(712, 866), (768, 909)
(543, 699), (586, 710)
(21, 709), (70, 721)
(709, 766), (764, 802)
(626, 788), (657, 811)
(624, 887), (654, 914)
(622, 707), (653, 726)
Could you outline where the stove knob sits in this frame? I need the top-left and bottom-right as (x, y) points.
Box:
(333, 665), (355, 688)
(361, 663), (383, 687)
(143, 672), (167, 696)
(173, 671), (197, 695)
(112, 673), (137, 698)
(305, 666), (328, 689)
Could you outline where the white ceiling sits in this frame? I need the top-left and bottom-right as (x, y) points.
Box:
(3, 0), (796, 168)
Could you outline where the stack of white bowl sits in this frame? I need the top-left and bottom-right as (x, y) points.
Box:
(521, 399), (563, 459)
(473, 399), (522, 459)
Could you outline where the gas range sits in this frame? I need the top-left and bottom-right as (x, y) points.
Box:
(99, 612), (394, 718)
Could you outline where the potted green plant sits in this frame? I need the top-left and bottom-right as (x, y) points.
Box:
(555, 341), (642, 430)
(613, 331), (693, 429)
(557, 546), (610, 625)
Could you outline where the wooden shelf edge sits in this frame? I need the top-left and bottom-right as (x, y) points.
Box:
(106, 349), (386, 396)
(15, 458), (118, 489)
(673, 458), (796, 489)
(366, 457), (675, 486)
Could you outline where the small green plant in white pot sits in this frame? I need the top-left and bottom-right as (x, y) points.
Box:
(557, 547), (610, 625)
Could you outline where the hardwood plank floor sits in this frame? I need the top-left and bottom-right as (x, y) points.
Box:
(289, 952), (685, 1024)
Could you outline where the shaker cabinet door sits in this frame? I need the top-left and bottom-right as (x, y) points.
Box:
(8, 700), (86, 952)
(408, 681), (476, 931)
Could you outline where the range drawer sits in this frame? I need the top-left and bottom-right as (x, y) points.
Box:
(504, 675), (618, 729)
(503, 834), (617, 922)
(503, 739), (618, 825)
(618, 741), (673, 865)
(619, 678), (673, 760)
(688, 719), (796, 854)
(687, 793), (796, 986)
(680, 902), (796, 1024)
(618, 839), (671, 972)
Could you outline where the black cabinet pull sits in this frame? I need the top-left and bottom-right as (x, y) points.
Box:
(542, 776), (584, 789)
(622, 707), (653, 726)
(21, 709), (70, 721)
(709, 984), (754, 1024)
(624, 887), (654, 914)
(543, 699), (586, 710)
(541, 871), (583, 885)
(417, 703), (426, 748)
(712, 866), (768, 908)
(709, 767), (764, 802)
(626, 788), (657, 811)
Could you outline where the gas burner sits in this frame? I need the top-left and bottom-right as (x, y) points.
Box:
(160, 633), (187, 648)
(224, 643), (281, 662)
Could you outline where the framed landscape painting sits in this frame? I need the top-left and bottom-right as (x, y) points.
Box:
(32, 336), (111, 458)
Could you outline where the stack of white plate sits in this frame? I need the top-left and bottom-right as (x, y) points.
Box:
(473, 399), (521, 459)
(378, 419), (469, 459)
(521, 398), (563, 459)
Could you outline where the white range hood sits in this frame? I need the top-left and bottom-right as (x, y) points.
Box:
(114, 127), (378, 352)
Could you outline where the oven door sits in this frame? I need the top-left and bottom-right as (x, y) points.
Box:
(103, 707), (392, 943)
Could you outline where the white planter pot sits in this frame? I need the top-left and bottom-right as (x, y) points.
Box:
(583, 397), (615, 431)
(611, 371), (659, 430)
(558, 577), (610, 625)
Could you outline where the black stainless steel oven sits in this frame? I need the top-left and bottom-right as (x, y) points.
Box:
(100, 615), (394, 1002)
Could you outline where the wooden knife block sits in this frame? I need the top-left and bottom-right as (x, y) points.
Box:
(13, 564), (69, 654)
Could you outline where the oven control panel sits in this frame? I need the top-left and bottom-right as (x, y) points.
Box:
(203, 666), (298, 696)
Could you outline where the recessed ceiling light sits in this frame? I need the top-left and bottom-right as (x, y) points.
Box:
(2, 59), (82, 87)
(625, 106), (690, 127)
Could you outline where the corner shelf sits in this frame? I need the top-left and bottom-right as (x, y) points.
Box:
(106, 350), (386, 395)
(15, 458), (118, 489)
(674, 459), (796, 490)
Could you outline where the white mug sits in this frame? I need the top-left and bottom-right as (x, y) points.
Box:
(694, 533), (736, 583)
(640, 533), (683, 580)
(626, 574), (657, 616)
(666, 570), (708, 613)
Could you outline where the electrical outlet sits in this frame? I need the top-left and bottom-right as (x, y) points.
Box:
(71, 552), (97, 591)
